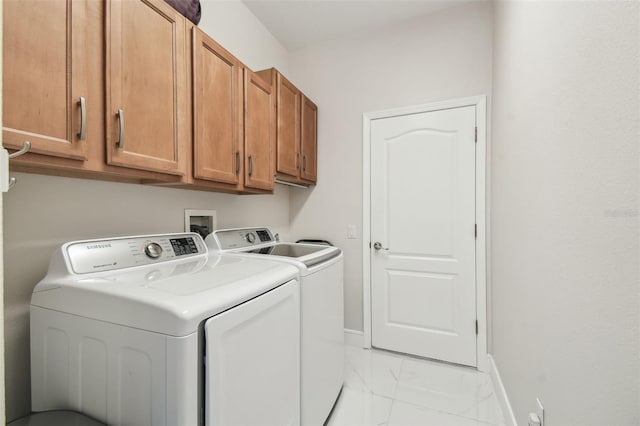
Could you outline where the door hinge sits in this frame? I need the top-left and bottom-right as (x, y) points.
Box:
(475, 127), (477, 143)
(369, 241), (371, 249)
(475, 320), (478, 335)
(474, 224), (477, 239)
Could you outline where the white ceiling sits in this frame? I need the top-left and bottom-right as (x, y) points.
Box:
(242, 0), (470, 51)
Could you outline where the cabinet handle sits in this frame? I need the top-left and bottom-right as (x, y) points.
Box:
(303, 155), (307, 172)
(116, 109), (125, 148)
(248, 154), (254, 177)
(8, 141), (31, 159)
(235, 151), (240, 174)
(77, 97), (86, 141)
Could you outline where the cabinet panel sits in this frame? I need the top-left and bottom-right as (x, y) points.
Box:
(300, 95), (317, 183)
(106, 0), (187, 175)
(257, 68), (317, 187)
(3, 0), (88, 160)
(276, 74), (300, 178)
(193, 28), (243, 185)
(244, 70), (274, 191)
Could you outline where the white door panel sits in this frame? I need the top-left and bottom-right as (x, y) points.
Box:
(386, 129), (456, 256)
(385, 270), (458, 332)
(371, 106), (476, 366)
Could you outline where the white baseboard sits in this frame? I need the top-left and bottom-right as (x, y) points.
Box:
(487, 354), (517, 426)
(344, 328), (365, 348)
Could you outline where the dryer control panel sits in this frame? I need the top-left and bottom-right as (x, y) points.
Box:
(209, 227), (275, 251)
(64, 233), (207, 274)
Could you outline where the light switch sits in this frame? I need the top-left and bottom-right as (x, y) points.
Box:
(347, 224), (357, 239)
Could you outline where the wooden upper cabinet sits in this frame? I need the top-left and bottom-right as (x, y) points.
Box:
(257, 68), (317, 186)
(244, 70), (274, 191)
(192, 27), (243, 186)
(276, 73), (301, 179)
(106, 0), (187, 175)
(300, 95), (318, 184)
(3, 0), (88, 160)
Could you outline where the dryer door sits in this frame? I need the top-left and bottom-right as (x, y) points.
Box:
(204, 279), (300, 426)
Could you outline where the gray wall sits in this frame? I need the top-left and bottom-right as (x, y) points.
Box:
(287, 1), (494, 333)
(3, 0), (290, 420)
(491, 1), (639, 424)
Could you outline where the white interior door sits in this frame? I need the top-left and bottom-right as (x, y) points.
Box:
(370, 106), (477, 366)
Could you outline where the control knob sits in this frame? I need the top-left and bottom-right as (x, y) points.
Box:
(144, 242), (163, 259)
(245, 232), (256, 243)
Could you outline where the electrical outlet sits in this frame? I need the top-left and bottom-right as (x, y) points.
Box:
(536, 398), (544, 426)
(347, 224), (357, 239)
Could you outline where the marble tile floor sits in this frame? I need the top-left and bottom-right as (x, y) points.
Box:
(326, 345), (507, 426)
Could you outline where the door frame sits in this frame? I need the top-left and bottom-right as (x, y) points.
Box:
(362, 95), (488, 371)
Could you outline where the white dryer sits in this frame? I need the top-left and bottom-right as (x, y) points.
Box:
(30, 233), (300, 426)
(206, 228), (344, 426)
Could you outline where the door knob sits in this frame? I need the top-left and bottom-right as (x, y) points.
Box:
(373, 242), (389, 251)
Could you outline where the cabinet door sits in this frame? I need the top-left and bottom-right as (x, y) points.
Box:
(106, 0), (187, 175)
(3, 0), (88, 160)
(300, 95), (318, 183)
(192, 28), (243, 185)
(244, 70), (274, 191)
(276, 73), (300, 178)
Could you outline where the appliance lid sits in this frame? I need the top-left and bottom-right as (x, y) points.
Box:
(31, 234), (299, 337)
(248, 243), (341, 268)
(207, 228), (342, 268)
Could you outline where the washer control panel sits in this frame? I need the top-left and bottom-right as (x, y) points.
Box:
(245, 232), (256, 244)
(65, 233), (207, 274)
(144, 242), (163, 259)
(210, 227), (274, 251)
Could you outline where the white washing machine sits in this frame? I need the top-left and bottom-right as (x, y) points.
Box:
(30, 232), (301, 426)
(206, 228), (344, 426)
